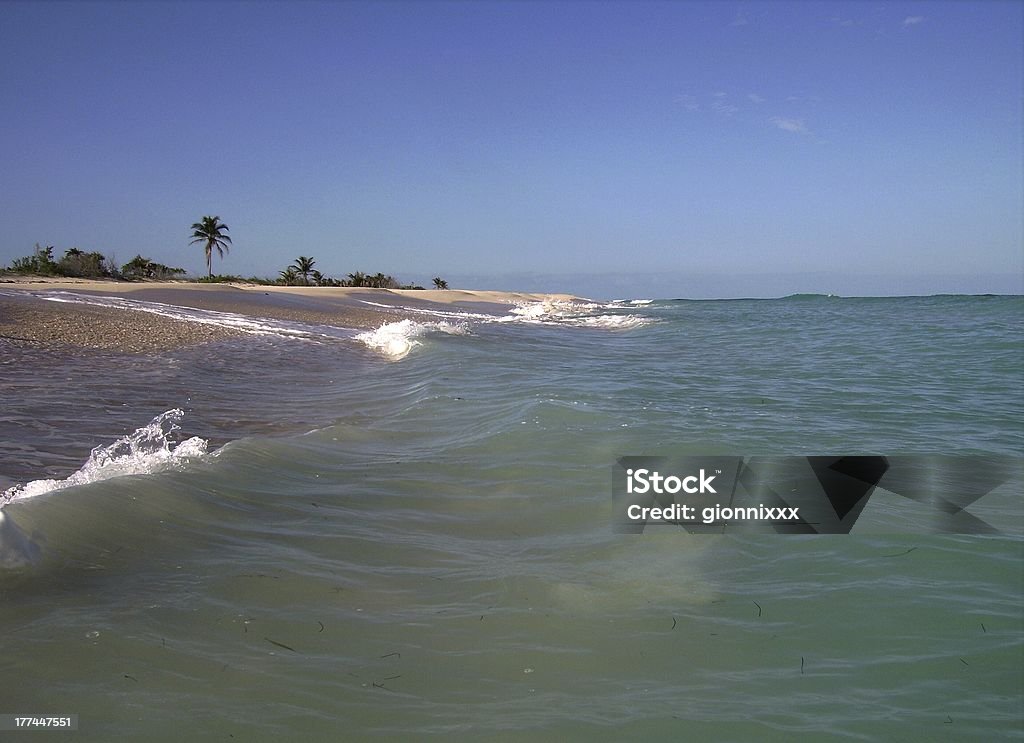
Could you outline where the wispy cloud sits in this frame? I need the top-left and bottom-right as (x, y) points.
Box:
(830, 16), (859, 28)
(678, 92), (820, 141)
(711, 92), (739, 116)
(675, 94), (700, 112)
(769, 117), (808, 134)
(902, 15), (925, 26)
(729, 8), (749, 27)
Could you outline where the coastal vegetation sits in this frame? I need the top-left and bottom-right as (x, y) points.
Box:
(189, 216), (232, 279)
(3, 215), (449, 290)
(291, 256), (316, 286)
(2, 247), (440, 290)
(273, 263), (427, 290)
(120, 255), (187, 280)
(1, 244), (187, 281)
(6, 244), (116, 278)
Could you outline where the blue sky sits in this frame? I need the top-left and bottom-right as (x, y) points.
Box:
(1, 1), (1020, 298)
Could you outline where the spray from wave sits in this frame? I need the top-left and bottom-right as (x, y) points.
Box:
(1, 409), (208, 505)
(355, 319), (469, 360)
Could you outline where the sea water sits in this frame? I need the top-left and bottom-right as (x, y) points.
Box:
(0, 293), (1021, 740)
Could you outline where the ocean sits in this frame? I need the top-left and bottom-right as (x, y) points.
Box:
(1, 292), (1021, 740)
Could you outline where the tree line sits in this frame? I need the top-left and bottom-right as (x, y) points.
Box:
(2, 214), (449, 289)
(276, 256), (446, 289)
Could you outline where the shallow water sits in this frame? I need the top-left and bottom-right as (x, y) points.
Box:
(1, 293), (1021, 740)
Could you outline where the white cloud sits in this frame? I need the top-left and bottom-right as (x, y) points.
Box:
(770, 117), (808, 134)
(903, 15), (925, 26)
(748, 93), (765, 104)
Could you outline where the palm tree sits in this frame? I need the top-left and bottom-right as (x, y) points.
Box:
(291, 256), (316, 286)
(190, 215), (232, 278)
(278, 266), (299, 285)
(433, 277), (448, 289)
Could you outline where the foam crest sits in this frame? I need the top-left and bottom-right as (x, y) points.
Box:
(502, 299), (602, 322)
(355, 319), (468, 360)
(499, 300), (655, 330)
(1, 409), (208, 505)
(576, 314), (652, 330)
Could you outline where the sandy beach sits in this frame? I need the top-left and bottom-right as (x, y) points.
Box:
(0, 294), (245, 352)
(0, 277), (584, 353)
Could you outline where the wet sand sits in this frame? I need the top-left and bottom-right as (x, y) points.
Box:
(0, 295), (244, 352)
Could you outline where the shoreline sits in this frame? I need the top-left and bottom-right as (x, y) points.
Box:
(0, 276), (583, 302)
(0, 278), (587, 354)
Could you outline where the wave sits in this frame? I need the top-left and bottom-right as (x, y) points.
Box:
(0, 509), (41, 568)
(574, 314), (653, 330)
(779, 293), (841, 300)
(354, 319), (469, 360)
(497, 299), (656, 330)
(346, 301), (655, 358)
(1, 409), (208, 506)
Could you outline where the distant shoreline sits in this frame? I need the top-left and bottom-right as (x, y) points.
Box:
(0, 279), (585, 354)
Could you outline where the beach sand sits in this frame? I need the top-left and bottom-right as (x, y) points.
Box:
(0, 294), (244, 352)
(0, 278), (584, 353)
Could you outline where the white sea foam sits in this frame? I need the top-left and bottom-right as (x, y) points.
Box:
(497, 300), (655, 330)
(357, 300), (396, 308)
(498, 300), (600, 322)
(353, 299), (654, 349)
(575, 314), (652, 330)
(1, 409), (208, 505)
(355, 319), (468, 360)
(387, 304), (498, 322)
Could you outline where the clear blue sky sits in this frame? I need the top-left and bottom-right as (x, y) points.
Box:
(1, 1), (1021, 298)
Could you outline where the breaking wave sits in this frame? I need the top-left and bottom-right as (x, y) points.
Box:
(1, 409), (208, 505)
(355, 319), (469, 360)
(498, 300), (656, 330)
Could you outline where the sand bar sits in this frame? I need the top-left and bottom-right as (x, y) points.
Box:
(0, 277), (586, 353)
(0, 294), (243, 352)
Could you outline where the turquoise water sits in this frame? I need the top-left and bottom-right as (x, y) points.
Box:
(1, 293), (1022, 740)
